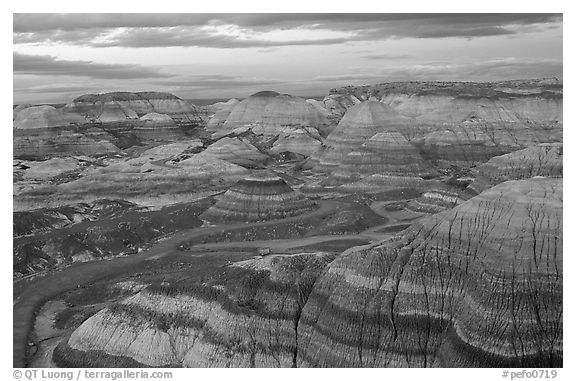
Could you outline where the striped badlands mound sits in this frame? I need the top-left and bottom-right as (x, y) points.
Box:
(58, 252), (335, 367)
(206, 99), (240, 131)
(270, 128), (324, 157)
(330, 79), (563, 123)
(14, 105), (84, 129)
(314, 100), (411, 172)
(298, 178), (562, 367)
(64, 92), (202, 123)
(416, 118), (526, 164)
(469, 143), (563, 194)
(216, 91), (331, 138)
(405, 186), (466, 214)
(134, 113), (184, 141)
(199, 137), (269, 167)
(13, 106), (120, 158)
(13, 103), (31, 120)
(332, 132), (430, 186)
(64, 98), (138, 123)
(15, 154), (248, 211)
(200, 171), (316, 223)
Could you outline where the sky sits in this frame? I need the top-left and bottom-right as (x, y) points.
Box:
(13, 13), (563, 104)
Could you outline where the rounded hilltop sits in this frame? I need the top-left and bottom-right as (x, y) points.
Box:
(251, 90), (282, 97)
(215, 90), (331, 137)
(13, 105), (83, 129)
(313, 99), (410, 172)
(200, 170), (316, 223)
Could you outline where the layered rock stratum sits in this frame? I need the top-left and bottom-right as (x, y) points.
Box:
(134, 113), (184, 141)
(313, 79), (563, 170)
(213, 91), (332, 138)
(64, 92), (202, 123)
(313, 100), (412, 172)
(57, 252), (335, 367)
(198, 137), (269, 167)
(468, 143), (563, 194)
(332, 131), (431, 187)
(57, 178), (561, 367)
(298, 178), (562, 367)
(200, 171), (316, 223)
(13, 106), (120, 158)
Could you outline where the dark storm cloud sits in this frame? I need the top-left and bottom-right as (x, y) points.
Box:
(13, 52), (174, 79)
(14, 13), (562, 48)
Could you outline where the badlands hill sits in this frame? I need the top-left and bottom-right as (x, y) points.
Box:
(210, 91), (332, 157)
(200, 171), (316, 223)
(13, 91), (206, 159)
(55, 177), (561, 367)
(65, 91), (201, 120)
(13, 79), (562, 368)
(298, 177), (562, 367)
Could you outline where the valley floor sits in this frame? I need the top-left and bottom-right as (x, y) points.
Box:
(14, 197), (415, 367)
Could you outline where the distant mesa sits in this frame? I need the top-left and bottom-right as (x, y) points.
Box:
(200, 170), (316, 223)
(251, 90), (281, 97)
(64, 91), (202, 123)
(140, 112), (174, 124)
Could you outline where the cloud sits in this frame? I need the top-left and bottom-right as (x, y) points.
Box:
(13, 13), (562, 48)
(13, 52), (173, 79)
(14, 83), (101, 94)
(89, 28), (348, 49)
(361, 53), (413, 60)
(152, 75), (281, 89)
(366, 58), (562, 82)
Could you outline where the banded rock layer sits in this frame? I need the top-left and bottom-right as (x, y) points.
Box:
(200, 171), (316, 223)
(64, 92), (202, 123)
(217, 91), (331, 138)
(330, 79), (563, 123)
(60, 252), (335, 367)
(15, 153), (248, 211)
(199, 137), (269, 167)
(270, 128), (324, 158)
(206, 99), (241, 131)
(313, 100), (411, 172)
(405, 186), (466, 214)
(298, 178), (562, 367)
(133, 113), (184, 141)
(332, 132), (430, 186)
(13, 106), (120, 158)
(469, 143), (563, 194)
